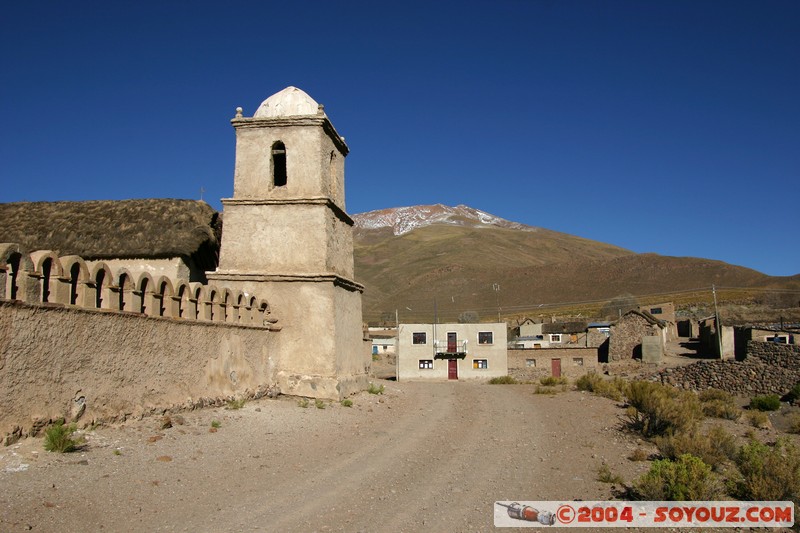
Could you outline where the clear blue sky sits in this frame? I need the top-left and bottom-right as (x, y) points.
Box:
(1, 1), (797, 276)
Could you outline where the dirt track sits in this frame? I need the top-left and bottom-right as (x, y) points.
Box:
(1, 381), (654, 532)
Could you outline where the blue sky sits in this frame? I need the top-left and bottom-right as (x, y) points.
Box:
(1, 1), (797, 276)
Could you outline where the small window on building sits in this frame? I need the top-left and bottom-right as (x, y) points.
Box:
(768, 335), (789, 344)
(419, 359), (433, 369)
(478, 331), (493, 344)
(526, 359), (536, 367)
(381, 345), (388, 351)
(272, 141), (287, 187)
(650, 307), (663, 315)
(550, 334), (561, 343)
(413, 332), (427, 344)
(573, 358), (583, 366)
(473, 359), (488, 369)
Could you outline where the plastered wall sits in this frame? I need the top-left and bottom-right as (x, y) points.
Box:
(0, 300), (278, 444)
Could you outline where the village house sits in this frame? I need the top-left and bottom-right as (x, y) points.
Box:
(608, 309), (667, 361)
(397, 322), (507, 381)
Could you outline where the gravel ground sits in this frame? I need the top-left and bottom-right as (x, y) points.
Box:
(0, 378), (793, 532)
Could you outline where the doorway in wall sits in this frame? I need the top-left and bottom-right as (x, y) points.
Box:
(448, 359), (458, 380)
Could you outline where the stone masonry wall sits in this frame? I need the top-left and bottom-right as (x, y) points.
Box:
(0, 300), (278, 445)
(657, 341), (800, 396)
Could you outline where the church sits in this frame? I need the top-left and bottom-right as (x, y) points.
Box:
(0, 87), (371, 443)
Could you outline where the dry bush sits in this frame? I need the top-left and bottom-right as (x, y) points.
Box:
(733, 438), (800, 506)
(625, 381), (703, 438)
(698, 389), (741, 420)
(575, 373), (627, 401)
(786, 413), (800, 434)
(654, 426), (736, 471)
(746, 410), (770, 429)
(634, 454), (722, 501)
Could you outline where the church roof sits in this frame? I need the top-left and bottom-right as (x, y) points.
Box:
(254, 86), (320, 118)
(0, 199), (220, 263)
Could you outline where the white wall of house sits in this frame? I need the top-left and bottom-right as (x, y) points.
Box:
(371, 336), (396, 355)
(397, 323), (507, 381)
(519, 320), (544, 338)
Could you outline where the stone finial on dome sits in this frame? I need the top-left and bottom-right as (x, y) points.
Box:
(254, 86), (320, 118)
(235, 107), (243, 118)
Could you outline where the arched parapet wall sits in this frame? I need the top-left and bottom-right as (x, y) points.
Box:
(135, 272), (156, 316)
(90, 262), (115, 309)
(155, 276), (176, 318)
(59, 255), (91, 307)
(0, 245), (276, 330)
(0, 243), (35, 301)
(174, 280), (191, 319)
(29, 250), (66, 304)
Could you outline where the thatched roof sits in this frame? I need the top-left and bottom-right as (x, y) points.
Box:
(0, 199), (220, 262)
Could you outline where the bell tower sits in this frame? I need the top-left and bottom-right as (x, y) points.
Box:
(208, 87), (369, 399)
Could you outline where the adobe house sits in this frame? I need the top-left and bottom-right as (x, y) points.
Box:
(608, 309), (666, 361)
(397, 322), (507, 380)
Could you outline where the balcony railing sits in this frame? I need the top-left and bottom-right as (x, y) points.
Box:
(433, 339), (468, 358)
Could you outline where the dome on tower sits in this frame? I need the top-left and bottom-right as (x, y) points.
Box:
(253, 86), (320, 118)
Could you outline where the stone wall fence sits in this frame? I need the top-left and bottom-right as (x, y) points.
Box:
(657, 341), (800, 396)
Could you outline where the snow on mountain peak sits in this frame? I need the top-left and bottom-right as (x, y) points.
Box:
(352, 204), (537, 236)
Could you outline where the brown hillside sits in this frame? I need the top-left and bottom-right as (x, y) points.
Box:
(354, 224), (800, 324)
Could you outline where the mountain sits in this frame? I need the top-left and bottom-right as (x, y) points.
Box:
(352, 204), (800, 324)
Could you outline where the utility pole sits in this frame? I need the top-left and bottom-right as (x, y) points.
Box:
(493, 283), (501, 322)
(712, 285), (723, 358)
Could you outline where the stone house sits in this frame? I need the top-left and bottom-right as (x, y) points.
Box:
(639, 302), (677, 339)
(608, 310), (666, 361)
(397, 322), (507, 381)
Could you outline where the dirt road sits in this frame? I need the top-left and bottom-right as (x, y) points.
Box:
(1, 381), (644, 532)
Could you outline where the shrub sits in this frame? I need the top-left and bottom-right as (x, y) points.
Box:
(654, 426), (736, 471)
(226, 398), (246, 410)
(341, 399), (353, 408)
(750, 394), (781, 412)
(210, 420), (221, 429)
(372, 354), (380, 361)
(698, 389), (741, 420)
(314, 398), (325, 409)
(634, 454), (722, 501)
(297, 398), (309, 408)
(540, 376), (567, 386)
(786, 413), (800, 434)
(367, 383), (385, 395)
(43, 421), (83, 453)
(597, 462), (624, 484)
(576, 373), (627, 401)
(733, 437), (800, 503)
(625, 381), (703, 438)
(488, 375), (517, 385)
(746, 410), (770, 428)
(628, 448), (650, 462)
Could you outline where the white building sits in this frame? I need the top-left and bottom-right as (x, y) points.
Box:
(397, 323), (507, 380)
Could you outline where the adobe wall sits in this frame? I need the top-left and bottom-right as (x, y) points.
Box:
(657, 341), (800, 396)
(0, 300), (278, 444)
(508, 347), (599, 381)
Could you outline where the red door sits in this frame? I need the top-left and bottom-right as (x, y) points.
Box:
(447, 332), (457, 352)
(448, 359), (458, 380)
(551, 358), (561, 378)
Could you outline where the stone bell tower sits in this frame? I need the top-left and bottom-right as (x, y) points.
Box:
(207, 86), (369, 399)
